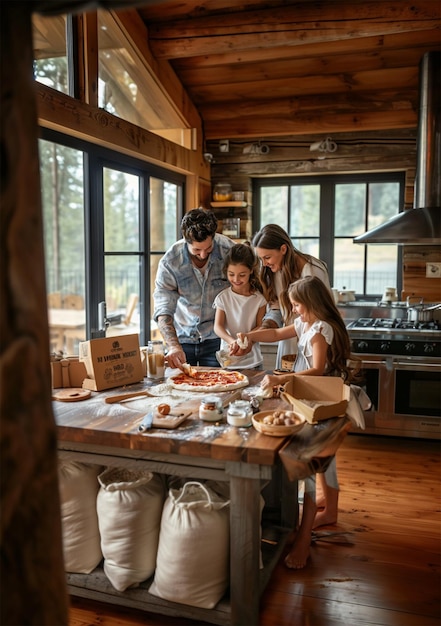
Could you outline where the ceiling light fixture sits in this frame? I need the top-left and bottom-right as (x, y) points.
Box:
(309, 137), (337, 153)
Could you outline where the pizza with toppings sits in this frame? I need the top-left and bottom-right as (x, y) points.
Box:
(169, 369), (249, 392)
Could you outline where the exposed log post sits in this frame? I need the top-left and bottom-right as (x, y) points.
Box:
(0, 2), (68, 624)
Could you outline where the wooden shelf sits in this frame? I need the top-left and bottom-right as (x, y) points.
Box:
(210, 201), (247, 208)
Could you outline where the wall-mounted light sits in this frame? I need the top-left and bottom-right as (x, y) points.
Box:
(242, 142), (270, 155)
(204, 152), (215, 163)
(309, 137), (337, 153)
(219, 140), (229, 153)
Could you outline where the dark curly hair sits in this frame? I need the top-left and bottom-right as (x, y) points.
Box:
(181, 208), (218, 243)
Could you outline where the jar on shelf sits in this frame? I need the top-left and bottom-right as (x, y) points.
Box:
(213, 183), (232, 201)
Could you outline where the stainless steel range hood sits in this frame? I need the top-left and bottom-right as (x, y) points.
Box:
(354, 51), (440, 245)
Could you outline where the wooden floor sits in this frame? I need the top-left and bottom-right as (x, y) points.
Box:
(69, 434), (440, 626)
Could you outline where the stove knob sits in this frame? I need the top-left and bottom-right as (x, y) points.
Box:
(424, 343), (434, 353)
(356, 341), (368, 350)
(380, 341), (390, 352)
(405, 342), (416, 352)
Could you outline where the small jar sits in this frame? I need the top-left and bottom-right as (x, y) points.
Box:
(146, 340), (165, 380)
(227, 400), (253, 427)
(213, 183), (232, 201)
(199, 395), (223, 421)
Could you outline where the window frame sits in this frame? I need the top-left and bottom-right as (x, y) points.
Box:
(40, 127), (185, 345)
(253, 172), (404, 297)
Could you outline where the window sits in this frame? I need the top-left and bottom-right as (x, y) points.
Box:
(40, 130), (184, 354)
(33, 14), (69, 94)
(255, 173), (404, 296)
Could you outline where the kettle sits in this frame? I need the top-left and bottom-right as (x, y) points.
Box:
(382, 287), (398, 303)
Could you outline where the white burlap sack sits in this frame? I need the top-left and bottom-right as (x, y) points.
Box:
(58, 461), (102, 574)
(97, 467), (164, 592)
(149, 481), (230, 609)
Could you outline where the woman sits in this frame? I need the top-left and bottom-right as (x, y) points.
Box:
(251, 224), (330, 369)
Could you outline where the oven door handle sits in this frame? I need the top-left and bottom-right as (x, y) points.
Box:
(394, 361), (440, 372)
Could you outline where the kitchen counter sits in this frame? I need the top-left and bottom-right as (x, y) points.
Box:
(55, 371), (297, 626)
(54, 370), (351, 625)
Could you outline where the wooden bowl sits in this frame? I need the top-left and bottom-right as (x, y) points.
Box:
(252, 410), (306, 437)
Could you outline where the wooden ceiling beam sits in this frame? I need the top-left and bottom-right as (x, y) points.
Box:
(146, 1), (440, 59)
(203, 108), (418, 140)
(171, 30), (441, 70)
(176, 43), (435, 88)
(189, 66), (418, 104)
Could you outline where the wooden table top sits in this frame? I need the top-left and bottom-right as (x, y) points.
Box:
(54, 370), (292, 466)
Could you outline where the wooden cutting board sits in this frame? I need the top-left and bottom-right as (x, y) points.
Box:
(150, 410), (192, 429)
(52, 388), (91, 402)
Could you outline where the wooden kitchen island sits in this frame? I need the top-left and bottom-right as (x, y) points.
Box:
(54, 370), (300, 626)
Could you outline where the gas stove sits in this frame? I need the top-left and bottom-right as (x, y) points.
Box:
(347, 318), (441, 358)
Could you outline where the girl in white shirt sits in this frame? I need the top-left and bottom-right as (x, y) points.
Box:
(237, 275), (360, 569)
(213, 243), (267, 369)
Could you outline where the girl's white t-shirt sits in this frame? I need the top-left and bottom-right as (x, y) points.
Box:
(213, 287), (267, 368)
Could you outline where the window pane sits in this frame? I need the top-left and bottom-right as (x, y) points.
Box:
(104, 168), (139, 252)
(335, 183), (366, 235)
(292, 238), (320, 259)
(33, 14), (69, 94)
(368, 182), (400, 230)
(333, 239), (365, 292)
(40, 139), (85, 353)
(105, 256), (140, 337)
(97, 11), (189, 148)
(366, 246), (398, 294)
(260, 187), (288, 229)
(289, 185), (320, 237)
(150, 178), (179, 251)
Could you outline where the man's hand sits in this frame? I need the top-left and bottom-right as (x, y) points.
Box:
(165, 346), (187, 370)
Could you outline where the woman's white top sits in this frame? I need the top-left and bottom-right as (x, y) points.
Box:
(213, 287), (267, 369)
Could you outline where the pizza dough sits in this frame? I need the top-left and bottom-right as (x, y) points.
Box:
(169, 369), (249, 392)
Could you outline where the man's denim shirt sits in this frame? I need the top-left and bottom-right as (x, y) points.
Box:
(153, 233), (234, 344)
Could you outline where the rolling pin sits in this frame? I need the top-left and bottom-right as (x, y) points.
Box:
(105, 390), (155, 404)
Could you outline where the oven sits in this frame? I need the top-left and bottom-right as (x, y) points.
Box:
(348, 318), (441, 440)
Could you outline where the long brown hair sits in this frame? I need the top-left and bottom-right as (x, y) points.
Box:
(288, 276), (360, 382)
(252, 224), (323, 320)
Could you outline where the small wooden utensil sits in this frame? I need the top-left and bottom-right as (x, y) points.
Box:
(105, 390), (155, 404)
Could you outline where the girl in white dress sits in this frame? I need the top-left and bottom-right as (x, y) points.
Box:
(237, 275), (360, 569)
(213, 243), (267, 369)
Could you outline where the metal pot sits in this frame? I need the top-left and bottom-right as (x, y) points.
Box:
(406, 297), (441, 322)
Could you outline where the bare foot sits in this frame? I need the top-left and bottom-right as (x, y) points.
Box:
(313, 509), (338, 529)
(284, 536), (311, 569)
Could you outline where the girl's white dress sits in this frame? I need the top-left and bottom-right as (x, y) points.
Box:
(274, 259), (330, 368)
(213, 287), (267, 369)
(294, 318), (333, 373)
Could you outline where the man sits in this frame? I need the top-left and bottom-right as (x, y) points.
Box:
(153, 208), (235, 368)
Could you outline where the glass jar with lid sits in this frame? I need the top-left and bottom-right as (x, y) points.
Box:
(227, 400), (253, 427)
(199, 395), (223, 421)
(213, 183), (232, 201)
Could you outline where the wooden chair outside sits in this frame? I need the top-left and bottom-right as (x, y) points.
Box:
(62, 294), (86, 353)
(106, 293), (139, 337)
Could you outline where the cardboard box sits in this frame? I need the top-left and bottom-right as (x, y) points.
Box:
(79, 334), (144, 391)
(51, 357), (87, 389)
(284, 376), (350, 423)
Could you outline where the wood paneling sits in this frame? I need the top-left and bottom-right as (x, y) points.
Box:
(68, 434), (441, 626)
